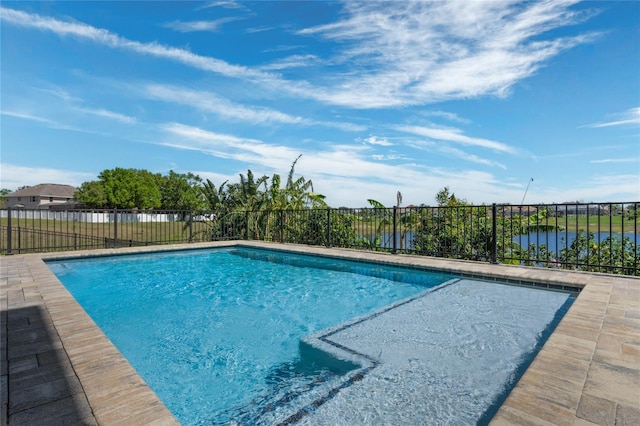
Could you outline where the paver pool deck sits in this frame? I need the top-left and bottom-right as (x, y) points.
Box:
(1, 241), (639, 425)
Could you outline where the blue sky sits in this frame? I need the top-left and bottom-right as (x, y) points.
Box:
(1, 1), (638, 207)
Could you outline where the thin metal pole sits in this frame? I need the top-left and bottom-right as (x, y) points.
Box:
(392, 206), (397, 254)
(521, 178), (533, 204)
(326, 208), (331, 247)
(7, 207), (12, 255)
(491, 203), (498, 264)
(113, 208), (118, 248)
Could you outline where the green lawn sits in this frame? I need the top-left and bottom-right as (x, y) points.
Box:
(536, 216), (639, 234)
(0, 218), (213, 253)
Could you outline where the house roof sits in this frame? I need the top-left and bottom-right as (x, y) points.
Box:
(7, 183), (77, 198)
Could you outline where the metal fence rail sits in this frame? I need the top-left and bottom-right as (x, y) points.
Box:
(1, 202), (638, 275)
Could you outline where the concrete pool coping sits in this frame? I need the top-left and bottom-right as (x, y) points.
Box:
(1, 241), (638, 425)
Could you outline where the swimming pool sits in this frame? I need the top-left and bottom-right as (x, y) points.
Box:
(47, 247), (574, 425)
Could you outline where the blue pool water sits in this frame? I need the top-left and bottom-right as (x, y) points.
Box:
(48, 248), (453, 424)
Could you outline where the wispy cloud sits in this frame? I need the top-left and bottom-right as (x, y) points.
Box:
(247, 26), (276, 34)
(582, 107), (640, 128)
(439, 146), (507, 169)
(0, 6), (273, 82)
(361, 136), (393, 146)
(259, 54), (321, 71)
(396, 125), (515, 153)
(164, 18), (240, 33)
(35, 86), (82, 103)
(590, 158), (639, 164)
(421, 110), (470, 124)
(143, 83), (365, 131)
(74, 107), (137, 124)
(261, 45), (302, 53)
(296, 0), (600, 107)
(1, 110), (104, 134)
(198, 1), (245, 10)
(160, 122), (302, 169)
(146, 84), (303, 124)
(371, 154), (408, 161)
(1, 110), (53, 125)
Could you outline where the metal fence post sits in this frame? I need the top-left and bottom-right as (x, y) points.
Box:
(113, 208), (118, 248)
(6, 207), (12, 255)
(245, 211), (249, 240)
(326, 208), (331, 247)
(392, 206), (397, 254)
(491, 203), (498, 264)
(279, 210), (284, 242)
(188, 211), (193, 243)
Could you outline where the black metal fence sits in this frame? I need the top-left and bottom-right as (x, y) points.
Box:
(1, 202), (638, 275)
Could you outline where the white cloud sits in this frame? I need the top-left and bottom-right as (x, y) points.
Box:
(35, 86), (82, 102)
(0, 6), (274, 82)
(259, 54), (322, 71)
(0, 163), (94, 190)
(582, 107), (640, 128)
(75, 107), (137, 124)
(422, 110), (470, 124)
(0, 110), (105, 134)
(163, 18), (240, 33)
(590, 158), (639, 164)
(371, 154), (407, 161)
(396, 125), (515, 153)
(160, 122), (302, 170)
(296, 0), (599, 107)
(145, 84), (304, 125)
(198, 1), (245, 10)
(362, 136), (393, 146)
(261, 45), (302, 53)
(1, 110), (53, 125)
(143, 83), (366, 131)
(438, 146), (507, 170)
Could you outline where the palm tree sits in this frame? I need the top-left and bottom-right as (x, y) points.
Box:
(195, 179), (232, 239)
(226, 170), (269, 239)
(264, 155), (327, 241)
(200, 179), (229, 215)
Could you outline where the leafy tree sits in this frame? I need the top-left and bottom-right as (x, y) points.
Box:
(260, 155), (327, 241)
(356, 199), (392, 249)
(412, 188), (487, 259)
(558, 232), (638, 275)
(194, 179), (244, 241)
(626, 204), (638, 221)
(435, 186), (464, 207)
(200, 179), (229, 214)
(0, 188), (11, 209)
(285, 208), (357, 247)
(227, 169), (268, 212)
(158, 171), (205, 211)
(75, 181), (108, 207)
(282, 155), (326, 209)
(76, 168), (162, 209)
(220, 156), (327, 241)
(609, 204), (623, 216)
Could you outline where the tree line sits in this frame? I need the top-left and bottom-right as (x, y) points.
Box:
(74, 156), (328, 211)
